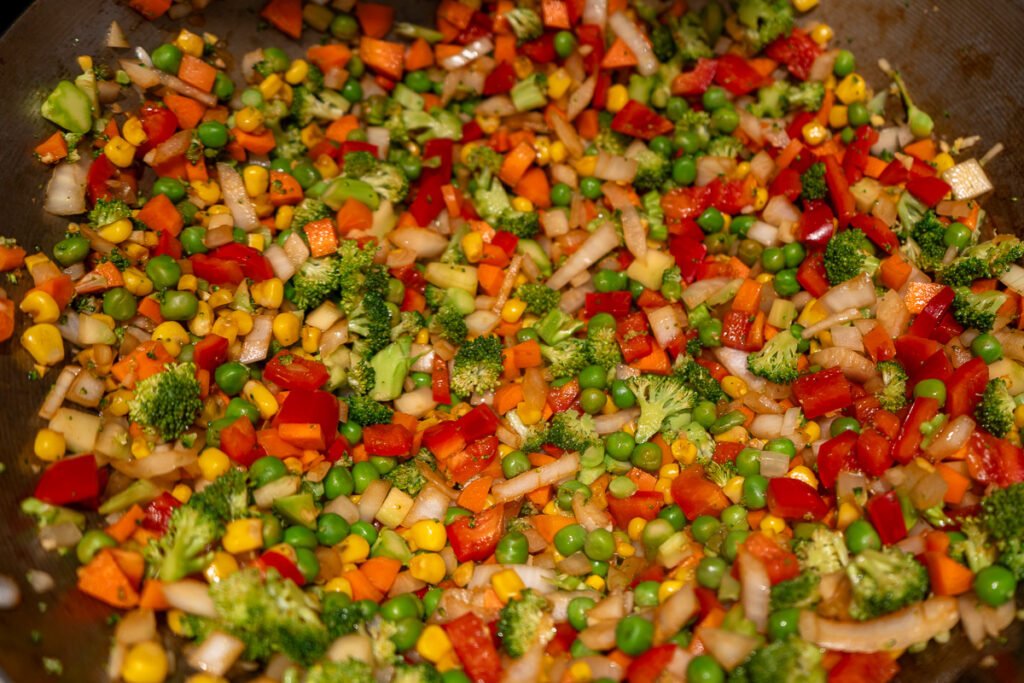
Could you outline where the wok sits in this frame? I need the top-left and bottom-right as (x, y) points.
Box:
(0, 0), (1022, 680)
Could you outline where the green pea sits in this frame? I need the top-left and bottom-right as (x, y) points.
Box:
(330, 13), (359, 40)
(205, 416), (234, 447)
(833, 50), (856, 77)
(151, 44), (183, 74)
(269, 156), (291, 173)
(292, 161), (322, 190)
(696, 556), (728, 589)
(593, 269), (626, 292)
(649, 135), (673, 157)
(261, 48), (289, 73)
(580, 388), (607, 414)
(738, 238), (763, 267)
(341, 79), (363, 102)
(765, 438), (796, 459)
(702, 86), (729, 111)
(340, 421), (362, 444)
(324, 466), (354, 499)
(371, 455), (397, 475)
(672, 156), (697, 185)
(974, 565), (1016, 607)
(152, 176), (186, 202)
(722, 530), (749, 561)
(661, 278), (682, 300)
(352, 461), (379, 494)
(711, 106), (739, 134)
(284, 525), (318, 550)
(102, 287), (137, 322)
(346, 128), (368, 142)
(584, 528), (615, 561)
(690, 515), (721, 544)
(943, 221), (971, 249)
(720, 504), (748, 530)
(382, 593), (423, 621)
(840, 127), (855, 144)
(575, 365), (606, 391)
(567, 596), (595, 631)
(844, 519), (882, 553)
(160, 290), (198, 320)
(580, 176), (603, 200)
(768, 608), (800, 640)
(350, 521), (378, 545)
(693, 401), (717, 429)
(557, 480), (590, 510)
(261, 513), (283, 547)
(76, 529), (117, 564)
(631, 442), (663, 472)
(608, 475), (637, 499)
(250, 455), (288, 487)
(241, 87), (264, 108)
(742, 474), (768, 510)
(422, 587), (443, 618)
(554, 30), (576, 58)
(736, 448), (761, 477)
(215, 361), (249, 395)
(698, 319), (722, 348)
(180, 226), (208, 255)
(554, 523), (587, 556)
(605, 431), (636, 461)
(730, 215), (755, 237)
(610, 379), (636, 409)
(391, 617), (423, 652)
(53, 235), (90, 266)
(847, 101), (870, 127)
(442, 671), (471, 683)
(314, 513), (349, 546)
(347, 54), (365, 79)
(195, 120), (227, 148)
(913, 378), (947, 407)
(588, 312), (617, 332)
(516, 327), (539, 344)
(411, 371), (432, 389)
(761, 247), (785, 273)
(546, 183), (572, 209)
(496, 531), (529, 564)
(501, 450), (531, 478)
(615, 615), (654, 656)
(971, 333), (1003, 364)
(225, 397), (259, 424)
(697, 207), (725, 233)
(641, 518), (674, 554)
(666, 96), (689, 121)
(830, 416), (862, 437)
(213, 71), (235, 100)
(790, 324), (811, 353)
(782, 242), (806, 268)
(704, 232), (731, 255)
(658, 504), (686, 531)
(634, 580), (660, 607)
(145, 254), (181, 289)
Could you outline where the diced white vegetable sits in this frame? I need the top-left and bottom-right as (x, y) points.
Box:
(625, 249), (674, 290)
(48, 408), (101, 453)
(426, 262), (479, 292)
(376, 487), (415, 528)
(943, 159), (993, 200)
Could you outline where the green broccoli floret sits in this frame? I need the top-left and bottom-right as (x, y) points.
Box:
(544, 411), (602, 453)
(770, 572), (821, 611)
(88, 198), (132, 228)
(976, 378), (1015, 438)
(357, 162), (410, 204)
(541, 338), (590, 378)
(824, 228), (880, 285)
(291, 198), (333, 232)
(788, 82), (826, 112)
(632, 146), (671, 193)
(472, 175), (513, 224)
(627, 374), (696, 443)
(346, 354), (376, 396)
(845, 547), (928, 621)
(673, 109), (713, 151)
(504, 7), (543, 43)
(402, 108), (463, 143)
(342, 150), (378, 178)
(981, 482), (1024, 579)
(143, 505), (219, 581)
(305, 660), (375, 683)
(392, 310), (426, 342)
(393, 663), (444, 683)
(940, 236), (1024, 286)
(747, 329), (800, 384)
(451, 335), (504, 397)
(650, 23), (677, 62)
(431, 304), (468, 344)
(730, 637), (825, 683)
(670, 13), (713, 63)
(383, 453), (433, 496)
(685, 422), (717, 462)
(345, 394), (393, 426)
(534, 307), (584, 346)
(511, 73), (548, 112)
(516, 283), (560, 316)
(362, 95), (408, 144)
(321, 592), (372, 639)
(674, 355), (727, 404)
(20, 497), (86, 531)
(948, 516), (996, 574)
(291, 86), (350, 127)
(497, 589), (549, 658)
(128, 362), (202, 442)
(748, 81), (790, 119)
(336, 240), (387, 313)
(939, 256), (989, 288)
(793, 526), (849, 576)
(271, 125), (307, 160)
(908, 210), (948, 272)
(951, 287), (1007, 333)
(707, 136), (745, 159)
(594, 125), (629, 155)
(465, 144), (504, 175)
(876, 360), (909, 413)
(189, 468), (249, 523)
(801, 162), (827, 201)
(290, 257), (342, 310)
(735, 0), (794, 52)
(705, 459), (739, 488)
(585, 324), (623, 370)
(495, 208), (541, 238)
(368, 336), (413, 402)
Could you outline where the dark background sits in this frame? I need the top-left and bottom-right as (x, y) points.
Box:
(0, 2), (31, 32)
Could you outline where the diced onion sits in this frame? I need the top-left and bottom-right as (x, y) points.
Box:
(759, 450), (791, 478)
(440, 37), (494, 70)
(39, 366), (80, 420)
(594, 152), (638, 182)
(713, 347), (764, 390)
(583, 0), (608, 27)
(493, 453), (580, 502)
(115, 609), (156, 645)
(390, 227), (449, 258)
(262, 244), (296, 281)
(111, 447), (197, 479)
(699, 627), (760, 671)
(547, 222), (620, 290)
(761, 195), (800, 226)
(253, 475), (301, 509)
(818, 274), (876, 313)
(943, 159), (993, 200)
(217, 163), (261, 231)
(566, 75), (597, 122)
(239, 315), (273, 364)
(283, 231), (311, 266)
(925, 415), (975, 460)
(393, 387), (437, 417)
(402, 484), (450, 526)
(646, 305), (683, 349)
(748, 414), (783, 441)
(106, 21), (129, 49)
(746, 221), (780, 247)
(799, 596), (959, 653)
(608, 12), (658, 76)
(187, 631), (245, 677)
(162, 580), (218, 618)
(696, 156), (737, 186)
(810, 348), (877, 384)
(44, 159), (89, 216)
(681, 277), (729, 310)
(738, 551), (770, 632)
(358, 480), (391, 522)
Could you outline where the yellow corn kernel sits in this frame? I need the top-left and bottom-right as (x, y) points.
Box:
(166, 610), (187, 636)
(606, 84), (629, 113)
(198, 447), (231, 480)
(659, 463), (680, 479)
(791, 0), (819, 9)
(284, 58), (310, 85)
(338, 534), (371, 563)
(837, 501), (860, 530)
(512, 55), (534, 79)
(809, 23), (833, 45)
(171, 484), (192, 504)
(512, 196), (534, 212)
(20, 290), (60, 324)
(300, 123), (323, 148)
(192, 180), (221, 204)
(461, 231), (483, 263)
(787, 465), (818, 489)
(934, 152), (955, 175)
(104, 136), (137, 168)
(627, 517), (646, 541)
(235, 106), (264, 133)
(550, 140), (567, 164)
(410, 520), (447, 551)
(121, 641), (168, 683)
(415, 328), (430, 345)
(671, 438), (697, 465)
(230, 310), (253, 335)
(188, 302), (214, 337)
(756, 272), (775, 285)
(658, 580), (683, 603)
(547, 68), (572, 99)
(243, 380), (279, 419)
(123, 243), (148, 262)
(314, 154), (340, 179)
(187, 675), (228, 683)
(492, 568), (525, 602)
(275, 205), (295, 230)
(176, 274), (197, 293)
(91, 313), (115, 330)
(122, 117), (148, 147)
(573, 155), (597, 177)
(654, 478), (672, 497)
(21, 324), (64, 366)
(802, 121), (829, 146)
(209, 316), (238, 346)
(251, 278), (284, 309)
(243, 165), (269, 197)
(417, 625), (454, 664)
(96, 217), (133, 245)
(410, 553), (447, 584)
(601, 398), (619, 416)
(835, 73), (866, 104)
(516, 403), (542, 426)
(534, 137), (551, 166)
(500, 298), (526, 324)
(616, 542), (636, 558)
(760, 514), (786, 534)
(222, 518), (264, 554)
(131, 438), (151, 459)
(24, 253), (51, 270)
(801, 420), (821, 443)
(152, 322), (189, 356)
(204, 551), (240, 583)
(272, 312), (301, 346)
(475, 114), (500, 134)
(569, 661), (592, 682)
(106, 389), (133, 417)
(829, 105), (849, 129)
(452, 561), (475, 587)
(722, 476), (745, 503)
(716, 425), (749, 444)
(721, 375), (748, 399)
(542, 501), (559, 516)
(34, 428), (66, 462)
(584, 575), (605, 591)
(258, 73), (283, 100)
(324, 576), (353, 597)
(301, 326), (322, 354)
(1014, 404), (1024, 429)
(208, 204), (231, 216)
(734, 161), (751, 180)
(797, 298), (825, 326)
(174, 29), (204, 57)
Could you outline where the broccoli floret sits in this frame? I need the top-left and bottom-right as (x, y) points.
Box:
(981, 482), (1024, 550)
(423, 284), (447, 310)
(585, 324), (623, 370)
(545, 411), (602, 453)
(291, 86), (350, 127)
(511, 73), (548, 112)
(465, 144), (504, 175)
(450, 335), (504, 397)
(271, 125), (307, 160)
(705, 459), (739, 488)
(976, 378), (1015, 438)
(876, 360), (909, 413)
(735, 0), (794, 52)
(670, 13), (713, 63)
(291, 198), (333, 232)
(770, 572), (821, 611)
(355, 161), (410, 204)
(534, 307), (584, 346)
(908, 210), (948, 272)
(939, 256), (989, 288)
(684, 421), (717, 462)
(594, 125), (629, 155)
(431, 304), (468, 345)
(940, 236), (1024, 286)
(321, 592), (372, 640)
(951, 287), (1007, 333)
(290, 257), (342, 310)
(504, 7), (543, 43)
(393, 663), (443, 683)
(748, 81), (789, 119)
(673, 110), (713, 151)
(730, 637), (825, 683)
(746, 329), (800, 384)
(392, 310), (426, 342)
(495, 209), (541, 238)
(346, 354), (376, 396)
(650, 23), (677, 63)
(788, 81), (826, 112)
(190, 468), (249, 523)
(383, 452), (434, 496)
(540, 337), (589, 378)
(793, 526), (849, 576)
(627, 374), (696, 443)
(707, 136), (745, 159)
(88, 198), (132, 228)
(128, 362), (202, 442)
(402, 108), (463, 143)
(845, 547), (928, 621)
(515, 283), (560, 316)
(369, 336), (413, 402)
(20, 497), (86, 531)
(336, 240), (387, 313)
(472, 175), (513, 224)
(342, 150), (377, 178)
(345, 395), (393, 426)
(143, 505), (219, 581)
(824, 228), (880, 285)
(497, 589), (549, 658)
(674, 355), (727, 404)
(801, 162), (827, 201)
(305, 660), (375, 683)
(362, 95), (408, 144)
(949, 516), (996, 574)
(631, 146), (671, 193)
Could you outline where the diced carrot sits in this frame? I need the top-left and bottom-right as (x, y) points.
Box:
(436, 17), (460, 43)
(360, 556), (401, 593)
(136, 193), (183, 236)
(0, 245), (26, 272)
(111, 549), (146, 588)
(261, 0), (303, 39)
(477, 263), (505, 297)
(493, 34), (517, 65)
(34, 275), (75, 310)
(344, 569), (384, 601)
(526, 486), (551, 507)
(924, 552), (974, 596)
(904, 138), (937, 162)
(303, 218), (340, 257)
(531, 514), (576, 543)
(177, 55), (217, 93)
(405, 38), (435, 71)
(601, 38), (638, 69)
(541, 0), (571, 28)
(609, 650), (633, 671)
(138, 580), (171, 610)
(111, 340), (172, 387)
(325, 115), (360, 143)
(577, 109), (600, 140)
(748, 57), (779, 78)
(627, 467), (658, 492)
(0, 298), (14, 343)
(499, 142), (535, 187)
(137, 296), (164, 325)
(307, 43), (352, 72)
(105, 505), (146, 543)
(335, 197), (373, 234)
(77, 550), (140, 608)
(232, 127), (276, 155)
(513, 167), (551, 209)
(457, 476), (493, 513)
(863, 156), (889, 179)
(925, 530), (951, 554)
(630, 343), (671, 375)
(494, 384), (525, 415)
(441, 184), (463, 217)
(185, 158), (209, 183)
(164, 93), (206, 130)
(269, 170), (304, 206)
(879, 251), (912, 291)
(434, 44), (465, 64)
(360, 37), (405, 81)
(128, 0), (171, 20)
(904, 281), (945, 314)
(153, 154), (189, 181)
(34, 132), (68, 164)
(95, 261), (125, 288)
(774, 138), (804, 170)
(936, 463), (971, 504)
(278, 423), (327, 450)
(962, 202), (981, 230)
(355, 2), (395, 38)
(511, 339), (543, 368)
(862, 323), (896, 362)
(257, 428), (304, 459)
(502, 347), (518, 380)
(815, 88), (835, 126)
(731, 279), (763, 314)
(391, 411), (418, 433)
(438, 0), (475, 30)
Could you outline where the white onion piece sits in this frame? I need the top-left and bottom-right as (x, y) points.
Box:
(389, 571), (426, 599)
(493, 452), (580, 502)
(39, 366), (80, 420)
(828, 324), (864, 351)
(579, 620), (618, 651)
(327, 633), (374, 664)
(217, 163), (260, 231)
(759, 450), (791, 478)
(390, 227), (449, 258)
(746, 221), (780, 247)
(943, 158), (993, 200)
(119, 60), (160, 88)
(239, 315), (274, 364)
(583, 0), (608, 26)
(38, 523), (82, 551)
(681, 277), (730, 310)
(502, 645), (545, 682)
(738, 109), (765, 145)
(358, 480), (391, 522)
(762, 195), (800, 226)
(262, 245), (295, 281)
(594, 152), (638, 182)
(655, 584), (697, 643)
(818, 273), (876, 313)
(699, 627), (760, 671)
(801, 308), (864, 340)
(573, 494), (612, 531)
(603, 182), (646, 259)
(119, 59), (216, 106)
(608, 12), (658, 76)
(748, 414), (784, 440)
(365, 126), (390, 158)
(162, 580), (218, 618)
(594, 408), (640, 435)
(115, 609), (156, 645)
(440, 37), (494, 70)
(402, 484), (450, 526)
(999, 263), (1024, 296)
(696, 156), (737, 187)
(393, 387), (437, 417)
(541, 209), (570, 238)
(111, 447), (197, 479)
(836, 470), (868, 501)
(106, 21), (129, 48)
(959, 594), (986, 649)
(713, 347), (764, 390)
(566, 75), (597, 122)
(67, 371), (105, 408)
(810, 348), (877, 384)
(187, 631), (245, 677)
(749, 151), (775, 185)
(44, 159), (89, 216)
(646, 305), (683, 349)
(147, 130), (192, 167)
(323, 494), (360, 524)
(283, 231), (311, 266)
(551, 111), (585, 158)
(477, 95), (516, 117)
(799, 596), (959, 652)
(253, 476), (301, 509)
(547, 222), (620, 290)
(465, 310), (499, 336)
(925, 415), (975, 460)
(737, 550), (770, 632)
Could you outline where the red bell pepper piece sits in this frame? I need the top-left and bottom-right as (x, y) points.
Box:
(482, 61), (516, 95)
(842, 126), (879, 183)
(325, 434), (351, 463)
(457, 404), (499, 442)
(906, 176), (952, 208)
(770, 167), (803, 202)
(191, 334), (229, 372)
(460, 119), (483, 144)
(445, 613), (501, 683)
(627, 644), (678, 683)
(617, 312), (654, 362)
(611, 100), (674, 140)
(671, 57), (717, 96)
(141, 492), (182, 533)
(720, 310), (756, 351)
(913, 350), (953, 385)
(153, 229), (182, 259)
(894, 335), (943, 376)
(828, 652), (900, 683)
(713, 54), (769, 95)
(446, 504), (504, 563)
(856, 428), (893, 477)
(409, 177), (446, 226)
(607, 491), (665, 529)
(792, 367), (853, 419)
(661, 185), (713, 221)
(796, 252), (830, 297)
(258, 548), (306, 585)
(339, 140), (380, 158)
(877, 159), (910, 186)
(520, 32), (557, 63)
(422, 421), (466, 460)
(891, 397), (940, 464)
(575, 24), (604, 72)
(823, 155), (856, 229)
(967, 430), (1024, 487)
(86, 154), (119, 204)
(274, 389), (340, 446)
(816, 430), (859, 491)
(190, 253), (246, 285)
(220, 417), (258, 465)
(138, 103), (178, 153)
(444, 435), (499, 484)
(907, 286), (954, 338)
(585, 291), (632, 319)
(946, 358), (989, 418)
(34, 454), (101, 506)
(865, 491), (907, 545)
(670, 465), (730, 520)
(263, 351), (329, 391)
(491, 231), (519, 256)
(742, 532), (801, 584)
(209, 243), (274, 282)
(765, 29), (821, 80)
(308, 139), (340, 160)
(850, 213), (899, 254)
(668, 236), (708, 284)
(546, 381), (580, 415)
(766, 478), (829, 521)
(933, 312), (963, 345)
(796, 200), (836, 250)
(362, 423), (414, 457)
(431, 354), (451, 405)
